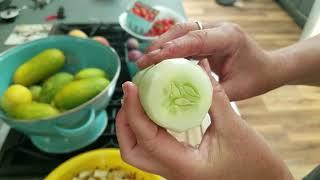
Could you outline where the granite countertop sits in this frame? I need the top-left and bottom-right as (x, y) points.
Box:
(0, 0), (186, 52)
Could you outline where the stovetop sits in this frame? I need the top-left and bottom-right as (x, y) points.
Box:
(0, 23), (132, 180)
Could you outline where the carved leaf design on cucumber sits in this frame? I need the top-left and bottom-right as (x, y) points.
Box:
(133, 58), (213, 132)
(167, 82), (200, 113)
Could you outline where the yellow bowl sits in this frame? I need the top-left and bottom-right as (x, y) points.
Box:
(46, 148), (162, 180)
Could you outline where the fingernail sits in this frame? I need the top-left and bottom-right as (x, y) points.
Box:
(147, 49), (161, 56)
(198, 60), (204, 67)
(201, 60), (211, 73)
(122, 83), (127, 100)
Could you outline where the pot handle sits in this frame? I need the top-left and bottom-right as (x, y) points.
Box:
(55, 109), (95, 137)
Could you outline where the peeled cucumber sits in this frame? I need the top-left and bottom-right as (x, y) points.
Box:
(133, 58), (213, 132)
(132, 65), (153, 86)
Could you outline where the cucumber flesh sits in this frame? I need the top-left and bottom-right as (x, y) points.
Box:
(134, 58), (213, 132)
(132, 65), (153, 86)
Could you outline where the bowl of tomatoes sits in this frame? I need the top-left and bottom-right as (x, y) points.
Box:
(145, 18), (176, 37)
(126, 1), (159, 35)
(119, 4), (186, 41)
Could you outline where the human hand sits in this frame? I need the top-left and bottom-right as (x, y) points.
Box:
(116, 60), (292, 180)
(137, 22), (285, 101)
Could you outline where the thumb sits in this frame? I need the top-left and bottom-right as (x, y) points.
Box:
(122, 82), (197, 169)
(122, 82), (158, 141)
(199, 60), (239, 128)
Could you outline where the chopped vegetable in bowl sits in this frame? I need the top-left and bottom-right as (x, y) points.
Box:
(45, 149), (161, 180)
(72, 167), (140, 180)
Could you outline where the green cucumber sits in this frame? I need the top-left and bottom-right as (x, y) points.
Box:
(133, 58), (213, 132)
(39, 72), (74, 103)
(54, 77), (109, 110)
(29, 86), (42, 101)
(75, 68), (108, 80)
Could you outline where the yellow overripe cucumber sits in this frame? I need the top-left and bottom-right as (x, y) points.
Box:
(29, 86), (42, 101)
(0, 84), (32, 113)
(54, 77), (110, 110)
(14, 49), (65, 86)
(10, 102), (60, 120)
(75, 68), (108, 80)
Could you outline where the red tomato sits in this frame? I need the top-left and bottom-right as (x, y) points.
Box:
(149, 14), (154, 20)
(145, 18), (175, 36)
(165, 19), (171, 25)
(164, 25), (170, 32)
(168, 19), (175, 24)
(141, 8), (147, 18)
(134, 2), (142, 8)
(156, 26), (162, 34)
(145, 9), (150, 15)
(146, 14), (152, 21)
(132, 8), (141, 16)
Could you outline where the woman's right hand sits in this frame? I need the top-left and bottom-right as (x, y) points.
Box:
(137, 22), (286, 101)
(117, 59), (293, 180)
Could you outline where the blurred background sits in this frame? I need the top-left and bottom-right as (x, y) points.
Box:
(184, 0), (319, 179)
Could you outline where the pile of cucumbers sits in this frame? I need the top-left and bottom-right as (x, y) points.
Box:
(0, 48), (110, 120)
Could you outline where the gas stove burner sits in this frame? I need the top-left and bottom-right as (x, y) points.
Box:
(0, 23), (131, 179)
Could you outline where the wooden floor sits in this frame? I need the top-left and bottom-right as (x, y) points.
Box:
(182, 0), (320, 179)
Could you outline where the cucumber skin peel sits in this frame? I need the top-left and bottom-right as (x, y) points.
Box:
(133, 58), (213, 132)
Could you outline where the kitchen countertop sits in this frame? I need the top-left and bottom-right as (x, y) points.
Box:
(0, 0), (186, 52)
